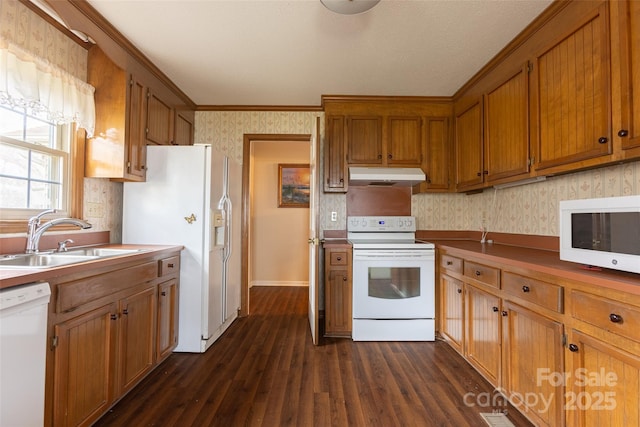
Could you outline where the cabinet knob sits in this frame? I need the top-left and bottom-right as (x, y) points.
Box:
(598, 136), (608, 144)
(343, 276), (347, 281)
(568, 343), (579, 352)
(492, 306), (499, 312)
(457, 288), (462, 294)
(618, 129), (629, 137)
(161, 291), (167, 296)
(123, 308), (129, 315)
(110, 314), (118, 320)
(377, 154), (382, 160)
(522, 285), (530, 293)
(446, 261), (453, 265)
(388, 154), (392, 159)
(609, 313), (623, 323)
(475, 270), (481, 276)
(168, 263), (174, 268)
(339, 178), (344, 183)
(483, 170), (488, 175)
(336, 256), (342, 261)
(501, 311), (508, 317)
(477, 172), (482, 177)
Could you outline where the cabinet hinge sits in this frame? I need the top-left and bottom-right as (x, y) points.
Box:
(129, 78), (134, 86)
(527, 62), (533, 73)
(52, 335), (58, 349)
(562, 334), (567, 347)
(528, 157), (535, 166)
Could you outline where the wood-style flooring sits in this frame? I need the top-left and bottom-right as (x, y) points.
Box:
(94, 286), (533, 427)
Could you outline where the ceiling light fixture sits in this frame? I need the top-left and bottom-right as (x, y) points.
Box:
(320, 0), (381, 15)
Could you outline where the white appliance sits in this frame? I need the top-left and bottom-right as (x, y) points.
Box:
(348, 167), (426, 187)
(0, 281), (51, 426)
(123, 145), (241, 352)
(348, 216), (435, 341)
(559, 195), (640, 274)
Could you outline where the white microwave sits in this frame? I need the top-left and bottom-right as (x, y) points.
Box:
(559, 195), (640, 274)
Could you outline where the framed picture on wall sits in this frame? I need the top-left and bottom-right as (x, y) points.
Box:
(278, 163), (310, 208)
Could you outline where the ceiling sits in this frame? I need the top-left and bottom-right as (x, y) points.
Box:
(85, 0), (553, 107)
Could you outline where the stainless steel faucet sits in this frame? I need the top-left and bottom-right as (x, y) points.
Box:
(26, 209), (92, 253)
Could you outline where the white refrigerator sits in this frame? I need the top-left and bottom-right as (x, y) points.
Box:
(123, 144), (240, 353)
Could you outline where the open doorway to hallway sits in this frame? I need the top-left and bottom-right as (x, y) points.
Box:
(241, 135), (311, 315)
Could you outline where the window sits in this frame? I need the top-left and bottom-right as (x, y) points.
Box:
(0, 104), (83, 230)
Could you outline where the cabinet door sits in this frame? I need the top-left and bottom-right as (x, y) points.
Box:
(533, 3), (612, 171)
(325, 267), (352, 336)
(126, 76), (147, 180)
(455, 100), (484, 189)
(465, 284), (501, 387)
(565, 329), (640, 427)
(146, 90), (173, 145)
(502, 301), (564, 427)
(347, 116), (383, 165)
(439, 274), (464, 354)
(324, 115), (348, 192)
(387, 116), (422, 165)
(52, 303), (118, 427)
(174, 110), (194, 146)
(422, 117), (450, 191)
(157, 279), (178, 360)
(614, 0), (640, 154)
(484, 64), (530, 182)
(119, 286), (157, 394)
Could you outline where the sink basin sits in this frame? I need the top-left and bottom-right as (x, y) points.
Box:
(0, 253), (100, 269)
(61, 248), (146, 257)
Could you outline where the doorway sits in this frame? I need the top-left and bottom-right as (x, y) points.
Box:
(240, 134), (311, 316)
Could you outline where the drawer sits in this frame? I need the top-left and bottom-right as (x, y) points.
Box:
(330, 252), (348, 266)
(57, 261), (157, 313)
(440, 254), (462, 274)
(503, 271), (563, 313)
(571, 290), (640, 343)
(463, 260), (500, 288)
(159, 256), (180, 277)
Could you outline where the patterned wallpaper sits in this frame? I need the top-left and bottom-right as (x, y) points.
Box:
(197, 111), (640, 238)
(1, 0), (122, 241)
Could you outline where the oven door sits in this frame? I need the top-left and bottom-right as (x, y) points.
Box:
(352, 249), (435, 319)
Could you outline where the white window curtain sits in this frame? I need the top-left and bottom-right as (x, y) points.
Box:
(0, 37), (95, 137)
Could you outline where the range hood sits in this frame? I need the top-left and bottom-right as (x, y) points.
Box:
(348, 167), (426, 187)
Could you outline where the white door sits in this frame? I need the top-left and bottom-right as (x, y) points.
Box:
(308, 116), (320, 345)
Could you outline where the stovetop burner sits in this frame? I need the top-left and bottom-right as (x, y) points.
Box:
(347, 216), (434, 249)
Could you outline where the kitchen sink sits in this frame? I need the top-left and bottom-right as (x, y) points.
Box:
(60, 248), (147, 257)
(0, 253), (100, 269)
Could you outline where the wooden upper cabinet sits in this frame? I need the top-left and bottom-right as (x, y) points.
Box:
(86, 46), (147, 181)
(174, 110), (195, 146)
(387, 116), (422, 165)
(532, 2), (612, 172)
(454, 99), (484, 190)
(484, 64), (530, 183)
(346, 116), (383, 165)
(612, 0), (640, 157)
(146, 91), (173, 146)
(324, 115), (348, 192)
(416, 117), (450, 192)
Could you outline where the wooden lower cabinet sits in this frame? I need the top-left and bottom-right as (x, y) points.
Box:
(157, 279), (178, 360)
(439, 273), (464, 353)
(465, 284), (501, 386)
(565, 329), (640, 426)
(118, 286), (157, 394)
(52, 303), (118, 427)
(324, 245), (352, 337)
(502, 300), (565, 427)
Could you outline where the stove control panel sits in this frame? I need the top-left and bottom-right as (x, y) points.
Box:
(347, 216), (416, 232)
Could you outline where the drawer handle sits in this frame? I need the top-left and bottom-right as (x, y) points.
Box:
(609, 313), (623, 323)
(457, 288), (462, 294)
(492, 306), (499, 312)
(568, 343), (579, 352)
(475, 270), (481, 276)
(336, 256), (342, 261)
(522, 285), (530, 293)
(446, 261), (453, 265)
(168, 263), (174, 268)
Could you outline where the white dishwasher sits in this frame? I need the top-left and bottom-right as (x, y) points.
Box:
(0, 282), (51, 427)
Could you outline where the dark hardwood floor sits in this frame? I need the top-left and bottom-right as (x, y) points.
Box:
(94, 286), (533, 427)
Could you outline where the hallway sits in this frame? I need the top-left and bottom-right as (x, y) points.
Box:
(95, 286), (532, 426)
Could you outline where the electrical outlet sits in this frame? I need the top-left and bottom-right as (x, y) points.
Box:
(331, 211), (337, 222)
